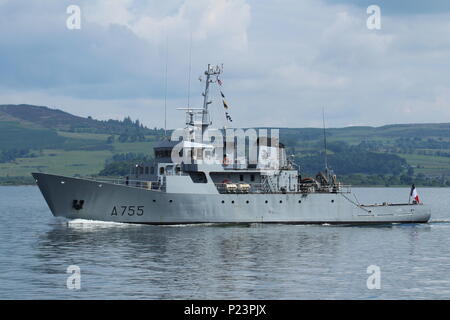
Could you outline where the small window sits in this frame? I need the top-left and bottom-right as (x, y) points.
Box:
(240, 175), (244, 181)
(251, 174), (255, 182)
(145, 167), (149, 174)
(159, 167), (165, 175)
(150, 167), (155, 174)
(189, 172), (207, 183)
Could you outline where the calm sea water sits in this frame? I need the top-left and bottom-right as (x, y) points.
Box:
(0, 186), (449, 299)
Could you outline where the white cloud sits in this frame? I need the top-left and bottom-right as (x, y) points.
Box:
(84, 0), (250, 50)
(0, 0), (450, 128)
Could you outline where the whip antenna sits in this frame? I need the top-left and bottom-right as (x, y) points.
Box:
(187, 30), (193, 109)
(164, 32), (168, 138)
(322, 107), (328, 172)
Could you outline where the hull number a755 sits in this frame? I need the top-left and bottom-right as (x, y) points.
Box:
(111, 206), (144, 216)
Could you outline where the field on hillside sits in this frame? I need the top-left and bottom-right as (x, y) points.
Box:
(0, 130), (154, 178)
(395, 153), (450, 176)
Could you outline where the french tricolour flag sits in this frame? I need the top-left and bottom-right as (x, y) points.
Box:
(410, 184), (420, 203)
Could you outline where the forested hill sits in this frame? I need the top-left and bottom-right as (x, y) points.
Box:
(0, 104), (163, 135)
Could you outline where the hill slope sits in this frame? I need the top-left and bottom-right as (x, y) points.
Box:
(0, 104), (164, 135)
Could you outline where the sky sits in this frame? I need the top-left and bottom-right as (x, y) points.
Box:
(1, 0), (450, 129)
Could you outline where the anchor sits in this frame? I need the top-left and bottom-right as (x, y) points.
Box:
(72, 199), (84, 210)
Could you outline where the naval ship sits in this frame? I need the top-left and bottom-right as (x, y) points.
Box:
(33, 65), (431, 224)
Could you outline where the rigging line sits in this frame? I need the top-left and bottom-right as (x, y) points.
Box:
(164, 32), (168, 138)
(341, 193), (373, 214)
(187, 30), (193, 109)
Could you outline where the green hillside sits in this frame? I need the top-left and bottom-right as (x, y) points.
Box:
(0, 104), (159, 184)
(0, 104), (449, 186)
(0, 104), (164, 135)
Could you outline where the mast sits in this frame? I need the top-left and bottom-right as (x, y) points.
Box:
(177, 64), (223, 143)
(201, 64), (222, 138)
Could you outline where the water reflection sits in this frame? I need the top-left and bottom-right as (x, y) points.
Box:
(1, 186), (449, 299)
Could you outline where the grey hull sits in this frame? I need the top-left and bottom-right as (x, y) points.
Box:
(32, 172), (431, 224)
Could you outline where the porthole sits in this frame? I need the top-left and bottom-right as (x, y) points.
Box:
(153, 199), (156, 203)
(279, 200), (282, 203)
(246, 200), (249, 204)
(231, 200), (235, 204)
(331, 200), (334, 203)
(265, 200), (268, 204)
(298, 200), (301, 203)
(221, 200), (225, 203)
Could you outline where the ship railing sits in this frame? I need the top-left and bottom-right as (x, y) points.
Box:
(301, 184), (352, 194)
(89, 176), (163, 191)
(215, 182), (352, 194)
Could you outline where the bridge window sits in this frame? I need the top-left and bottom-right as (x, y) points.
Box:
(240, 175), (244, 181)
(189, 172), (207, 183)
(155, 150), (172, 158)
(160, 167), (165, 175)
(251, 174), (255, 182)
(145, 167), (149, 174)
